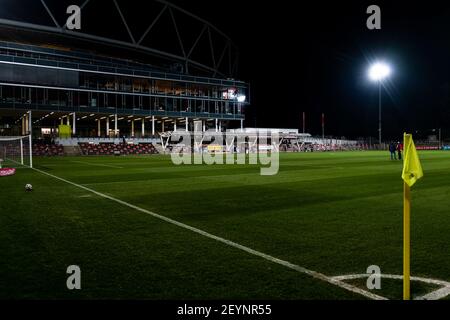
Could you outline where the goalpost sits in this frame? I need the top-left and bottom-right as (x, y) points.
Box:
(0, 135), (33, 168)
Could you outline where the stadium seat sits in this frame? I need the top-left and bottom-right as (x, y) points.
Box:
(78, 142), (158, 156)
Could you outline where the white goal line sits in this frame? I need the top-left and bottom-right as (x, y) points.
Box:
(0, 135), (33, 168)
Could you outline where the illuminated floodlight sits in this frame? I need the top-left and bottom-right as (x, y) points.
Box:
(237, 95), (246, 102)
(368, 62), (391, 81)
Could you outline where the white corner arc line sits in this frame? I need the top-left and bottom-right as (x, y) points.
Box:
(31, 167), (386, 300)
(418, 287), (450, 300)
(332, 274), (450, 300)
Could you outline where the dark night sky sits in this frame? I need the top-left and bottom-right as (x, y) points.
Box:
(3, 0), (450, 140)
(173, 0), (450, 140)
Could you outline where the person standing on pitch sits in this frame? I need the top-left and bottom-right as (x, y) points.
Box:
(397, 141), (403, 160)
(389, 142), (397, 160)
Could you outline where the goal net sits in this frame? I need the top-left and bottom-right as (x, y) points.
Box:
(0, 136), (32, 168)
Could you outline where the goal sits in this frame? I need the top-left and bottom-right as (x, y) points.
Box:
(0, 136), (33, 168)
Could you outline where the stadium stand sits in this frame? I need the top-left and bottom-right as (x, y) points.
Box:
(78, 142), (158, 156)
(280, 142), (366, 152)
(33, 144), (64, 156)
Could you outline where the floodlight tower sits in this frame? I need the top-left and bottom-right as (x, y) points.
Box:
(368, 62), (391, 144)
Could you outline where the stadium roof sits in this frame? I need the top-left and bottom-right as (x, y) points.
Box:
(0, 0), (239, 78)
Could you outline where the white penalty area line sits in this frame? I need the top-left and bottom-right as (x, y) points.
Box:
(71, 161), (124, 169)
(32, 166), (386, 300)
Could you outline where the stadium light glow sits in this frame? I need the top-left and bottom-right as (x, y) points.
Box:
(368, 62), (391, 81)
(367, 61), (392, 144)
(237, 95), (246, 102)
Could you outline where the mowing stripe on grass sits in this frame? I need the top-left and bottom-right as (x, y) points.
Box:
(31, 166), (386, 300)
(71, 160), (123, 169)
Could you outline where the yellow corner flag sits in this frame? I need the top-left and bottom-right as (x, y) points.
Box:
(402, 134), (424, 187)
(402, 133), (423, 300)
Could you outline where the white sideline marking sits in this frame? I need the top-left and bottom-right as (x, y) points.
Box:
(332, 274), (450, 300)
(31, 166), (386, 300)
(78, 194), (92, 198)
(71, 161), (123, 169)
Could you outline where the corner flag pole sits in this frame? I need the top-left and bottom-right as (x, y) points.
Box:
(403, 181), (411, 300)
(402, 132), (424, 300)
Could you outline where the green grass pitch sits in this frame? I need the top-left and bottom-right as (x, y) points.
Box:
(1, 151), (450, 299)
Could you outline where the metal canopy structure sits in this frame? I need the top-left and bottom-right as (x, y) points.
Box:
(159, 130), (360, 152)
(0, 0), (239, 78)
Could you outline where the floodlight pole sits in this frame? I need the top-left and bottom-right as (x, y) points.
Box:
(378, 81), (382, 145)
(439, 128), (441, 149)
(302, 112), (305, 134)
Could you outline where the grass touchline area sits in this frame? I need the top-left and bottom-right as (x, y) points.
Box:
(1, 151), (450, 299)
